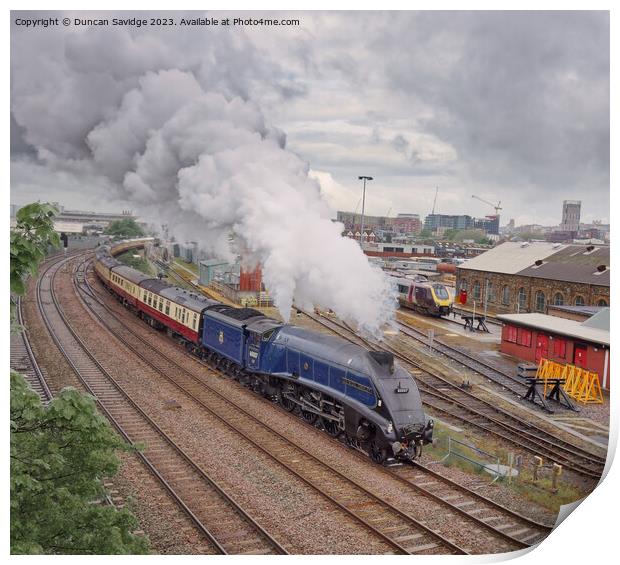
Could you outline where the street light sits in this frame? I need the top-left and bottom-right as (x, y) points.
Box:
(358, 176), (373, 247)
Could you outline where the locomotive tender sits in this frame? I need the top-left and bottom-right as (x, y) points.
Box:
(94, 242), (433, 464)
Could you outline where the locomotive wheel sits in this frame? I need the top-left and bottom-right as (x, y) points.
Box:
(278, 390), (297, 412)
(370, 443), (388, 465)
(321, 416), (341, 437)
(301, 409), (318, 424)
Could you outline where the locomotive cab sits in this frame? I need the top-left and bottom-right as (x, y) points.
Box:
(430, 283), (452, 316)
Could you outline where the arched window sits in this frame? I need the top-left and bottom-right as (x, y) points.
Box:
(535, 290), (546, 312)
(502, 285), (510, 305)
(486, 282), (495, 303)
(517, 287), (527, 310)
(597, 299), (608, 307)
(574, 295), (585, 306)
(473, 281), (481, 300)
(459, 279), (468, 291)
(553, 293), (564, 306)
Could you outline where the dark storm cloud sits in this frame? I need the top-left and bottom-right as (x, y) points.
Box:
(10, 10), (609, 225)
(373, 11), (609, 195)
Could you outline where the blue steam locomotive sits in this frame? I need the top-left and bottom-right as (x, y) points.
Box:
(95, 244), (433, 464)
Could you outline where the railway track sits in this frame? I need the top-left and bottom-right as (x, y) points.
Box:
(301, 311), (606, 480)
(395, 320), (541, 405)
(75, 258), (559, 554)
(36, 254), (288, 555)
(11, 296), (53, 403)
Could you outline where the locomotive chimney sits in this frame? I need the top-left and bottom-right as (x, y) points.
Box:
(369, 351), (395, 373)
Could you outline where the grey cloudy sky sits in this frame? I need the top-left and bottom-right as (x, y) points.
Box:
(11, 10), (609, 226)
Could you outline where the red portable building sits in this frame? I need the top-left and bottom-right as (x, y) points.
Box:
(497, 310), (610, 390)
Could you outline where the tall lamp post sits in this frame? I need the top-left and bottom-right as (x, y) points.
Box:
(358, 175), (373, 247)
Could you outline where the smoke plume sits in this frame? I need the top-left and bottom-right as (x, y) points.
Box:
(11, 18), (397, 334)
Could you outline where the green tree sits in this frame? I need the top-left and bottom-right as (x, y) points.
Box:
(10, 202), (150, 554)
(10, 373), (149, 554)
(104, 219), (145, 238)
(443, 228), (459, 241)
(10, 203), (60, 325)
(117, 251), (155, 276)
(418, 228), (433, 238)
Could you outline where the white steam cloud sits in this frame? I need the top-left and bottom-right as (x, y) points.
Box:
(11, 20), (397, 333)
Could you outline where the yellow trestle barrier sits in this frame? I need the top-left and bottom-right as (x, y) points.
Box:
(536, 358), (603, 404)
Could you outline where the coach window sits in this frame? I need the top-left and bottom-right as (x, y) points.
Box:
(159, 299), (164, 312)
(597, 299), (608, 306)
(553, 293), (564, 306)
(517, 287), (527, 310)
(473, 281), (481, 300)
(501, 285), (510, 305)
(535, 291), (546, 312)
(165, 301), (170, 315)
(192, 314), (197, 329)
(574, 295), (585, 306)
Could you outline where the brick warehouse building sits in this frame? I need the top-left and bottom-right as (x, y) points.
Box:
(497, 309), (610, 390)
(455, 242), (610, 315)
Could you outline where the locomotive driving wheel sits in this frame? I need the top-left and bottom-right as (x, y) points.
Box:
(278, 389), (297, 412)
(320, 416), (341, 437)
(370, 442), (388, 465)
(300, 391), (318, 424)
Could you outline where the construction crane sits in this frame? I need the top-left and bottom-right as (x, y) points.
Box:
(471, 195), (502, 215)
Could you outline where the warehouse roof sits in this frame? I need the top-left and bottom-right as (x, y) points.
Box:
(547, 305), (607, 317)
(457, 242), (566, 274)
(458, 242), (610, 286)
(517, 245), (610, 285)
(497, 312), (609, 346)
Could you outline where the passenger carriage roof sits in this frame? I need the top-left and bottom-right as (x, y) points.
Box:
(140, 279), (172, 294)
(159, 287), (219, 313)
(275, 325), (376, 375)
(111, 265), (153, 285)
